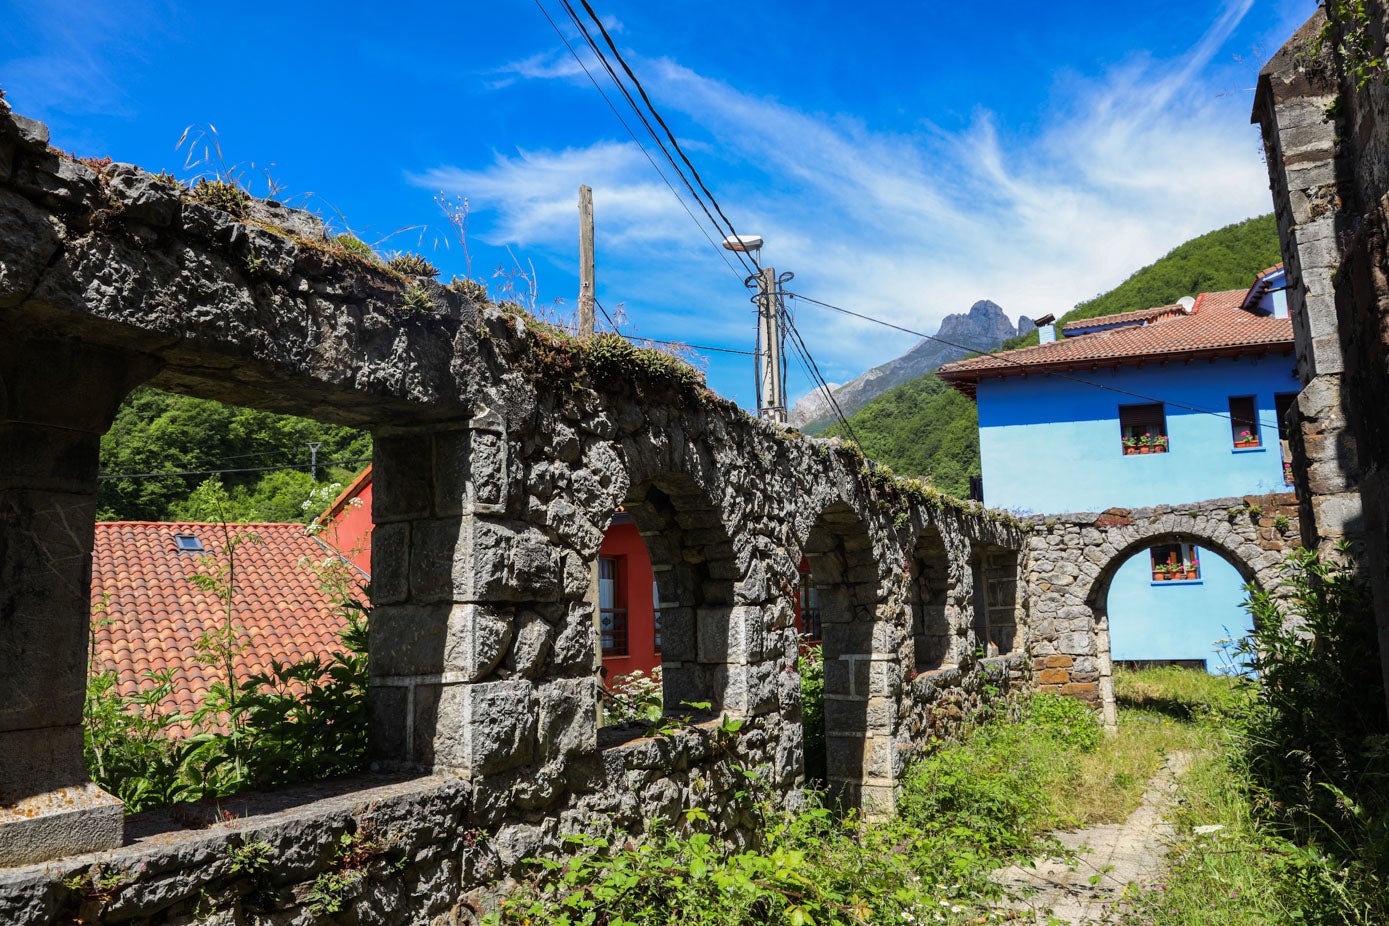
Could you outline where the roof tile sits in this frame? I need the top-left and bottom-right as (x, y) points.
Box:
(90, 522), (367, 735)
(938, 290), (1293, 395)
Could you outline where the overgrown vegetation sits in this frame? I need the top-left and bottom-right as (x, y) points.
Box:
(83, 484), (369, 811)
(1119, 550), (1389, 925)
(97, 387), (370, 522)
(489, 691), (1113, 925)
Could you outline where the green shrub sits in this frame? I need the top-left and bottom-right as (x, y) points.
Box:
(386, 253), (439, 278)
(1021, 691), (1102, 751)
(188, 178), (249, 217)
(799, 644), (826, 784)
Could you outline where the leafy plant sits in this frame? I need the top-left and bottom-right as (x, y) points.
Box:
(188, 178), (250, 217)
(401, 282), (435, 313)
(386, 252), (440, 278)
(330, 234), (377, 260)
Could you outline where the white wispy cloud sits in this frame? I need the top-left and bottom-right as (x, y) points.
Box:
(415, 0), (1279, 388)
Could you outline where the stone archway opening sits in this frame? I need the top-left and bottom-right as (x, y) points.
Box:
(613, 474), (738, 720)
(1090, 533), (1259, 676)
(799, 500), (884, 808)
(970, 543), (1022, 658)
(911, 526), (955, 672)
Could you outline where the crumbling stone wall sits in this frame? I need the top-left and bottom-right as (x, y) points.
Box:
(1256, 2), (1389, 711)
(1252, 9), (1363, 559)
(1026, 494), (1300, 726)
(0, 99), (1029, 921)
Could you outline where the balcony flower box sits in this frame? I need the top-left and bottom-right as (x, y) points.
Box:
(1235, 430), (1260, 449)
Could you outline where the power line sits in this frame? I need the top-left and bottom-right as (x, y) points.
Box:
(529, 0), (744, 280)
(571, 0), (758, 277)
(99, 458), (374, 482)
(784, 291), (1291, 433)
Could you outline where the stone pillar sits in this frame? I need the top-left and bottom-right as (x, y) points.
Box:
(0, 330), (157, 866)
(368, 414), (595, 779)
(1253, 19), (1364, 560)
(821, 602), (903, 816)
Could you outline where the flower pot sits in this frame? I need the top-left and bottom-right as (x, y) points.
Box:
(1152, 572), (1163, 581)
(1154, 444), (1168, 453)
(1235, 440), (1259, 449)
(1123, 447), (1136, 455)
(1139, 446), (1151, 454)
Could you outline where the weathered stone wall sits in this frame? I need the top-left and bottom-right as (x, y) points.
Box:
(1256, 3), (1389, 710)
(0, 99), (1031, 921)
(1026, 494), (1300, 726)
(1251, 9), (1364, 559)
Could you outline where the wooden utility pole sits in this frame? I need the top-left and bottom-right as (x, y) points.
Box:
(578, 184), (595, 338)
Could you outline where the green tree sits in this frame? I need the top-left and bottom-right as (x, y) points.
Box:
(98, 388), (370, 522)
(999, 213), (1283, 350)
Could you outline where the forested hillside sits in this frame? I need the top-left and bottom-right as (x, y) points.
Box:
(821, 374), (980, 497)
(999, 213), (1282, 350)
(826, 214), (1283, 494)
(98, 388), (371, 522)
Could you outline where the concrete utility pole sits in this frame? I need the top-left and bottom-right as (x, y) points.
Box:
(308, 441), (322, 482)
(722, 234), (787, 424)
(578, 184), (595, 338)
(758, 265), (786, 424)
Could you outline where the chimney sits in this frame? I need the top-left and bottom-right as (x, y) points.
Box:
(1033, 313), (1057, 344)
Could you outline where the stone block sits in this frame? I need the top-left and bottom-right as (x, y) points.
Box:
(370, 521), (410, 605)
(374, 434), (435, 521)
(1038, 668), (1070, 685)
(537, 677), (597, 761)
(0, 782), (122, 867)
(1056, 631), (1094, 656)
(432, 680), (537, 776)
(368, 684), (409, 764)
(723, 661), (778, 716)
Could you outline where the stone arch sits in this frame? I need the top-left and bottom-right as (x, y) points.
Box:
(910, 525), (956, 672)
(1030, 510), (1289, 729)
(795, 498), (897, 812)
(610, 470), (743, 716)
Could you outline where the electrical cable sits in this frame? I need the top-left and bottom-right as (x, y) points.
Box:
(572, 0), (759, 276)
(530, 0), (745, 280)
(99, 458), (375, 481)
(784, 291), (1292, 434)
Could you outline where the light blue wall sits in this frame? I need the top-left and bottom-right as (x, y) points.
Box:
(1107, 548), (1250, 672)
(976, 354), (1298, 514)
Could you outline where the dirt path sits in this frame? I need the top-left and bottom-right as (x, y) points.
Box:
(992, 751), (1194, 924)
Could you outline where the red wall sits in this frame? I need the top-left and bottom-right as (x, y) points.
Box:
(597, 521), (661, 681)
(323, 469), (662, 685)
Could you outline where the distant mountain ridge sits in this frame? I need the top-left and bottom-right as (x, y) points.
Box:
(790, 299), (1029, 431)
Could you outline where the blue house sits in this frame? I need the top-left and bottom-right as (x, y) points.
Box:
(938, 266), (1296, 668)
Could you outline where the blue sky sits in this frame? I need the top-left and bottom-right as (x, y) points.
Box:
(0, 0), (1315, 410)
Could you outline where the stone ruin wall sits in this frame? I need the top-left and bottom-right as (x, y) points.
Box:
(0, 99), (1032, 924)
(1256, 2), (1389, 711)
(1026, 494), (1300, 727)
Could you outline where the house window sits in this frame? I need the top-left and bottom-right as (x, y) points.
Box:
(796, 559), (822, 641)
(1229, 395), (1260, 447)
(652, 578), (662, 653)
(1149, 543), (1200, 581)
(1119, 403), (1168, 454)
(599, 556), (628, 656)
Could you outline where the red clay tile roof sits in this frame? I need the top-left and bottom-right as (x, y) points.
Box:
(938, 289), (1294, 397)
(1060, 303), (1188, 335)
(90, 522), (365, 733)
